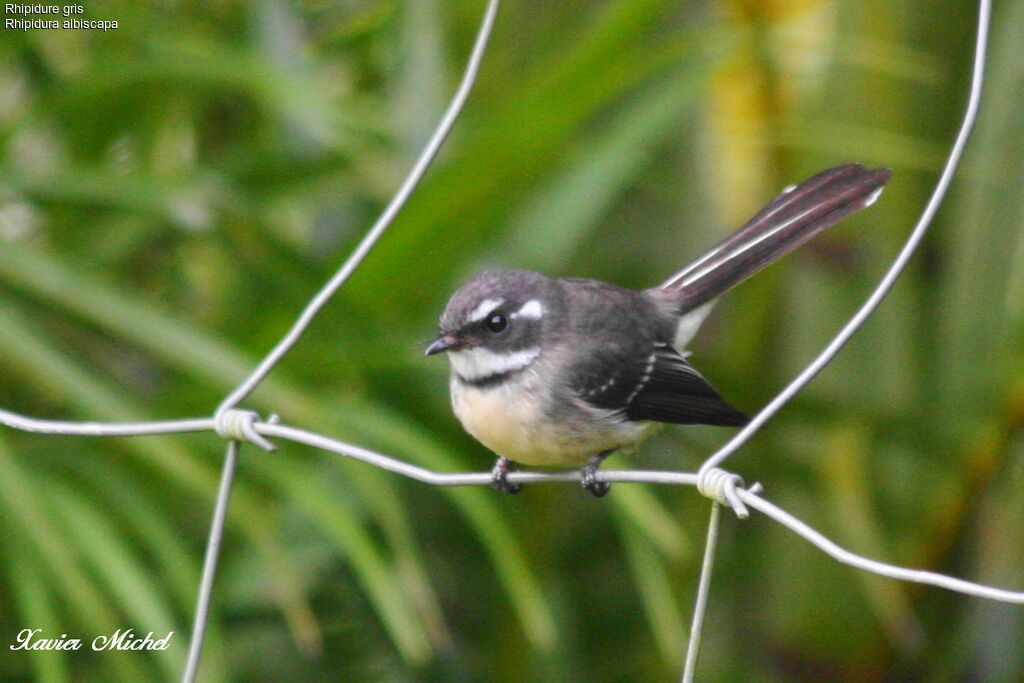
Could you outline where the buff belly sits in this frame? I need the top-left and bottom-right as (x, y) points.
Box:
(450, 372), (655, 467)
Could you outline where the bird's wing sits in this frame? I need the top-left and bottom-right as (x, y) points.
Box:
(569, 342), (749, 427)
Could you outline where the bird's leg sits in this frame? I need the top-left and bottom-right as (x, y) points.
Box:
(490, 456), (522, 494)
(580, 450), (614, 497)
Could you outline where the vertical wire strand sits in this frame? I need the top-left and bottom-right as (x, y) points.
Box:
(182, 441), (239, 683)
(215, 0), (501, 418)
(681, 502), (722, 683)
(699, 0), (991, 476)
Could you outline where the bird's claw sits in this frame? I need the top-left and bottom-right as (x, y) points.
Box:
(490, 457), (522, 494)
(580, 452), (612, 497)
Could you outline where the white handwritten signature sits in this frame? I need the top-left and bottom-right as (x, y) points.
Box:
(10, 629), (174, 651)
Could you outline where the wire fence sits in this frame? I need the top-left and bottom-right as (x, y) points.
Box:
(0, 0), (1015, 681)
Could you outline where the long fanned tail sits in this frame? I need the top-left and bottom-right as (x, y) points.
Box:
(656, 164), (892, 314)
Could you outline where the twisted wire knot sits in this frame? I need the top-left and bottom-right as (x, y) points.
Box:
(697, 467), (761, 519)
(214, 409), (276, 451)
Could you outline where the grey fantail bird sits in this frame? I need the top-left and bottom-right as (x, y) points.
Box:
(426, 164), (892, 496)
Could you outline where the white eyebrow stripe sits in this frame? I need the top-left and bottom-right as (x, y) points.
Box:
(449, 347), (540, 382)
(467, 298), (505, 323)
(513, 299), (544, 319)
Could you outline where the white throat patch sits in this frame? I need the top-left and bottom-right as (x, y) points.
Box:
(449, 346), (540, 382)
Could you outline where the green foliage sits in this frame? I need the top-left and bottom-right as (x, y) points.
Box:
(0, 0), (1021, 680)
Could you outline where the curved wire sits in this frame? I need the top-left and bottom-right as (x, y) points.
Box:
(215, 0), (502, 418)
(740, 488), (1024, 603)
(699, 0), (991, 477)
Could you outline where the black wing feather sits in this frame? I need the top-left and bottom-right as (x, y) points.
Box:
(572, 341), (748, 428)
(625, 348), (748, 426)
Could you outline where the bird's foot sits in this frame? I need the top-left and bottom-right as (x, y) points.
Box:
(580, 451), (612, 498)
(490, 457), (522, 494)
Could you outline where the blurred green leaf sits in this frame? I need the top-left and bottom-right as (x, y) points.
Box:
(46, 481), (184, 679)
(617, 514), (687, 666)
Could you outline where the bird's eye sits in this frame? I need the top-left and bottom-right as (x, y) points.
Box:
(485, 312), (508, 334)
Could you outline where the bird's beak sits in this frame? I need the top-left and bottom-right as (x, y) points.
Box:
(425, 334), (465, 356)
